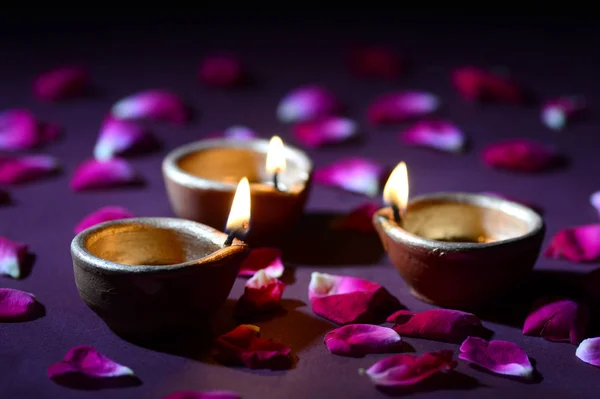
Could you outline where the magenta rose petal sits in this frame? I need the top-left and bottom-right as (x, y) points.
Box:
(576, 337), (600, 367)
(309, 272), (401, 325)
(544, 224), (600, 263)
(347, 45), (402, 79)
(400, 119), (466, 153)
(482, 192), (543, 214)
(367, 91), (439, 125)
(330, 202), (379, 233)
(0, 288), (41, 321)
(452, 66), (524, 103)
(0, 236), (28, 279)
(94, 117), (158, 160)
(234, 270), (286, 318)
(0, 154), (60, 184)
(163, 391), (241, 399)
(214, 324), (293, 369)
(360, 350), (456, 387)
(74, 206), (135, 234)
(277, 85), (340, 123)
(388, 309), (488, 344)
(482, 139), (559, 172)
(591, 191), (600, 217)
(199, 53), (244, 88)
(111, 89), (189, 125)
(325, 324), (402, 357)
(70, 158), (140, 191)
(48, 345), (134, 380)
(459, 337), (533, 378)
(523, 298), (588, 344)
(238, 247), (284, 278)
(293, 117), (359, 148)
(33, 65), (89, 102)
(314, 157), (385, 197)
(541, 96), (586, 130)
(0, 109), (40, 150)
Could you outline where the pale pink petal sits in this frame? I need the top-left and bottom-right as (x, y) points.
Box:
(33, 65), (89, 101)
(347, 45), (402, 79)
(111, 89), (189, 125)
(163, 391), (241, 399)
(238, 247), (284, 278)
(277, 85), (340, 123)
(0, 154), (60, 184)
(523, 298), (588, 344)
(361, 350), (456, 387)
(590, 191), (600, 218)
(325, 324), (402, 357)
(293, 117), (358, 148)
(541, 96), (586, 130)
(94, 117), (158, 160)
(0, 236), (28, 279)
(70, 158), (140, 191)
(48, 346), (134, 379)
(576, 337), (600, 367)
(482, 139), (559, 172)
(223, 125), (258, 140)
(309, 272), (401, 325)
(367, 91), (439, 125)
(74, 206), (135, 234)
(400, 119), (466, 153)
(234, 270), (286, 318)
(314, 157), (385, 197)
(459, 337), (533, 378)
(452, 66), (524, 103)
(199, 53), (244, 87)
(330, 202), (379, 233)
(544, 224), (600, 263)
(0, 288), (41, 321)
(482, 192), (543, 214)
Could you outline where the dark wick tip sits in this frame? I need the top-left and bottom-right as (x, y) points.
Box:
(224, 232), (235, 246)
(392, 205), (402, 224)
(273, 171), (281, 192)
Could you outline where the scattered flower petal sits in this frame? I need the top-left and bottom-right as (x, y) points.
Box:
(400, 119), (466, 153)
(347, 45), (402, 79)
(238, 247), (284, 278)
(523, 298), (588, 344)
(576, 337), (600, 367)
(93, 117), (158, 160)
(367, 91), (439, 125)
(48, 345), (134, 379)
(388, 309), (487, 344)
(482, 192), (543, 214)
(277, 85), (340, 123)
(541, 96), (586, 130)
(0, 236), (28, 279)
(199, 53), (244, 87)
(544, 224), (600, 263)
(214, 324), (293, 369)
(314, 157), (385, 197)
(309, 272), (401, 325)
(70, 158), (139, 191)
(0, 109), (60, 150)
(0, 189), (9, 204)
(111, 89), (189, 125)
(293, 117), (359, 148)
(360, 350), (456, 387)
(234, 269), (286, 318)
(325, 324), (402, 357)
(163, 391), (241, 399)
(0, 154), (60, 184)
(590, 191), (600, 217)
(459, 337), (533, 378)
(0, 288), (41, 321)
(482, 139), (559, 172)
(33, 65), (89, 101)
(330, 202), (379, 233)
(207, 125), (258, 141)
(452, 66), (523, 103)
(74, 206), (136, 234)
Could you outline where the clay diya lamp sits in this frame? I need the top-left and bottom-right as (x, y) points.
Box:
(373, 162), (545, 309)
(162, 136), (313, 245)
(71, 178), (251, 336)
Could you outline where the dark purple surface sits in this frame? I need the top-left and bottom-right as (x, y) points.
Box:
(2, 15), (600, 399)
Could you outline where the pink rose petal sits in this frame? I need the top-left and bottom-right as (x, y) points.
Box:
(523, 298), (588, 344)
(452, 66), (524, 103)
(591, 191), (600, 217)
(0, 154), (60, 184)
(400, 119), (466, 153)
(347, 45), (402, 79)
(388, 309), (487, 344)
(234, 270), (285, 318)
(325, 324), (402, 357)
(48, 345), (134, 379)
(0, 109), (61, 151)
(33, 65), (89, 101)
(293, 117), (359, 148)
(277, 85), (340, 123)
(482, 139), (559, 172)
(199, 53), (244, 88)
(70, 158), (140, 191)
(544, 224), (600, 263)
(459, 337), (533, 378)
(309, 272), (401, 325)
(111, 89), (189, 125)
(163, 391), (241, 399)
(207, 125), (258, 141)
(0, 236), (28, 279)
(74, 206), (135, 234)
(361, 350), (456, 387)
(576, 337), (600, 367)
(482, 192), (543, 214)
(330, 202), (379, 233)
(541, 96), (586, 130)
(238, 247), (284, 278)
(214, 324), (293, 369)
(367, 91), (439, 125)
(93, 117), (158, 160)
(0, 288), (41, 321)
(314, 157), (385, 197)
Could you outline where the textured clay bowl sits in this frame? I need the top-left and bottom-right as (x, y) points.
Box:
(71, 217), (249, 336)
(373, 192), (545, 309)
(162, 138), (313, 245)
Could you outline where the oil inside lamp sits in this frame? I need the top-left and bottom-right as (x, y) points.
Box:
(266, 135), (287, 191)
(383, 161), (409, 224)
(224, 177), (251, 246)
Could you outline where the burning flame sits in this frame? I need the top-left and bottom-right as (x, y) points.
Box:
(266, 135), (286, 175)
(383, 161), (409, 216)
(225, 177), (251, 236)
